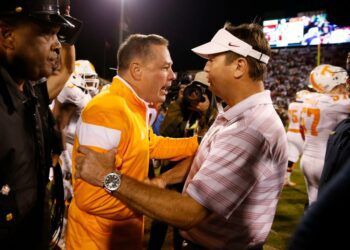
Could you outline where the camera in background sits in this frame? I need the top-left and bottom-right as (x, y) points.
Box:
(164, 72), (193, 107)
(183, 71), (210, 104)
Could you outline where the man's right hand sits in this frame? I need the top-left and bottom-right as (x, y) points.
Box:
(75, 146), (117, 187)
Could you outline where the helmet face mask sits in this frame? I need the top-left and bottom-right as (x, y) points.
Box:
(309, 64), (348, 93)
(70, 60), (100, 95)
(84, 74), (100, 96)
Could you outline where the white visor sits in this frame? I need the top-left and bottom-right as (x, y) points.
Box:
(192, 28), (270, 64)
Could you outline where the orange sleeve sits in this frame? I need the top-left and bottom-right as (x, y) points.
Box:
(148, 127), (198, 161)
(73, 179), (136, 220)
(71, 97), (135, 220)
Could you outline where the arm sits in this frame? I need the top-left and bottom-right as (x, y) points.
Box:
(47, 44), (75, 100)
(72, 100), (137, 220)
(73, 163), (137, 220)
(75, 127), (267, 227)
(149, 128), (198, 161)
(116, 175), (209, 229)
(147, 156), (194, 188)
(52, 100), (76, 131)
(151, 100), (199, 161)
(75, 146), (209, 229)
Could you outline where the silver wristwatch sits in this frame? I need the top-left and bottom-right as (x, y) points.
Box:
(103, 172), (122, 193)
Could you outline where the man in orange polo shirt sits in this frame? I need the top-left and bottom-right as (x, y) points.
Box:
(66, 34), (199, 249)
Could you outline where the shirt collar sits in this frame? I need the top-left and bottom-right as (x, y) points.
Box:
(220, 90), (273, 121)
(111, 75), (149, 105)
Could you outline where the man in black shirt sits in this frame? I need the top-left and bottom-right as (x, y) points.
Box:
(0, 0), (78, 248)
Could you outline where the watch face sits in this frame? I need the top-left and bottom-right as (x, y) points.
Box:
(104, 172), (121, 192)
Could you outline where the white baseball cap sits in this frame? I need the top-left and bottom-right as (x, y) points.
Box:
(192, 28), (270, 64)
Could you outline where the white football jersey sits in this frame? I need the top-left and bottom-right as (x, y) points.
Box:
(286, 101), (304, 162)
(287, 101), (303, 133)
(301, 93), (350, 159)
(57, 82), (92, 144)
(57, 82), (92, 112)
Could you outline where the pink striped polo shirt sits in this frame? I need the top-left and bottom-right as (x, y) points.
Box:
(181, 90), (288, 249)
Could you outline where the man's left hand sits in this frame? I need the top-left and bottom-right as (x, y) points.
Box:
(144, 177), (167, 189)
(75, 146), (116, 187)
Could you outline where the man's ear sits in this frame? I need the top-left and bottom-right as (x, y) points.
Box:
(0, 23), (15, 50)
(129, 62), (142, 81)
(232, 58), (247, 78)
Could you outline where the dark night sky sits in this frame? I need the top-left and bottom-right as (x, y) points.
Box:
(70, 0), (347, 80)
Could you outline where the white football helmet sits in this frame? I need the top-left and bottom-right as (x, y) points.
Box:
(309, 64), (348, 93)
(69, 60), (100, 95)
(295, 89), (310, 102)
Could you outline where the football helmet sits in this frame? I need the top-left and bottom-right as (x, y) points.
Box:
(309, 64), (348, 93)
(69, 60), (100, 95)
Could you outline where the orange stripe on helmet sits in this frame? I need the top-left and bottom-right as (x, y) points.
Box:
(320, 65), (335, 76)
(310, 72), (324, 93)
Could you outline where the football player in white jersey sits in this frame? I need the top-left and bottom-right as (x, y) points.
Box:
(285, 90), (310, 186)
(51, 60), (100, 248)
(52, 60), (100, 198)
(300, 64), (350, 205)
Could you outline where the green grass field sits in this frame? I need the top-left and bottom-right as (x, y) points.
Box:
(265, 165), (308, 250)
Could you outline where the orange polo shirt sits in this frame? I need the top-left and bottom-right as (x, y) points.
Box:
(66, 76), (198, 250)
